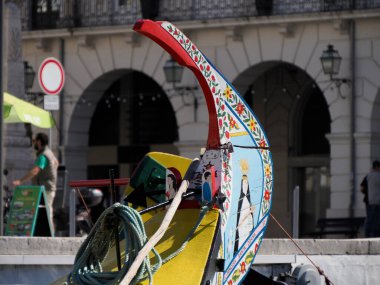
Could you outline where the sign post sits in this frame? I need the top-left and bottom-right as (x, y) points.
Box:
(38, 57), (64, 111)
(38, 57), (65, 97)
(44, 95), (60, 110)
(38, 57), (65, 148)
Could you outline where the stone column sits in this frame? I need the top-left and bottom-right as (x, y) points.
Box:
(326, 133), (352, 218)
(354, 132), (372, 216)
(3, 2), (34, 184)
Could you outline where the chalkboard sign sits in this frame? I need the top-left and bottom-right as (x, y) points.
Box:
(5, 186), (54, 237)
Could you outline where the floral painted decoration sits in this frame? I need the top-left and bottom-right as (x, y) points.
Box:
(161, 21), (273, 285)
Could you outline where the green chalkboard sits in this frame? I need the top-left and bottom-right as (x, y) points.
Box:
(5, 186), (54, 237)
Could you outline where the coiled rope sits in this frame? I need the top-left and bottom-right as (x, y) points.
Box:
(65, 202), (209, 285)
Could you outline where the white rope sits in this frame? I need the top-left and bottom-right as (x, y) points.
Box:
(120, 158), (199, 285)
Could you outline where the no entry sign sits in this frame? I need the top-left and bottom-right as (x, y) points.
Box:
(38, 57), (65, 95)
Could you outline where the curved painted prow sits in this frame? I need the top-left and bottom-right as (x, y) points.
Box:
(134, 19), (274, 285)
(134, 19), (220, 148)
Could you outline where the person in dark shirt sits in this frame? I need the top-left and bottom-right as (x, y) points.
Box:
(360, 175), (369, 237)
(362, 160), (380, 237)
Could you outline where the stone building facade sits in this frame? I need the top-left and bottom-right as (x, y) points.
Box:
(14, 0), (380, 236)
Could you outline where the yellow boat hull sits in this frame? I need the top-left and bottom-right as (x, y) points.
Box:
(52, 208), (218, 285)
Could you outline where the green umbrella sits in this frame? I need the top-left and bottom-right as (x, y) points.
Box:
(3, 92), (55, 128)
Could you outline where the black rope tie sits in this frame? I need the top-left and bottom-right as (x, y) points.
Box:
(233, 144), (270, 150)
(218, 142), (270, 151)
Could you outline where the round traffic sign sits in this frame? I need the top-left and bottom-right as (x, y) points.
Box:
(38, 57), (65, 95)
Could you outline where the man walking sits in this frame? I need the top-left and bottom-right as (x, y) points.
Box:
(12, 133), (59, 234)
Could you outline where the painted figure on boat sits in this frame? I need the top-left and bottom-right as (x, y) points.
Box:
(234, 159), (255, 255)
(202, 170), (213, 203)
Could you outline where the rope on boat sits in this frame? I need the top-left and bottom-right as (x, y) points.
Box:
(66, 158), (206, 285)
(119, 158), (201, 285)
(66, 203), (160, 285)
(66, 203), (209, 285)
(270, 213), (335, 285)
(65, 202), (209, 285)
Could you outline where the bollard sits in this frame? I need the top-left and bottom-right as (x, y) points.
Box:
(292, 185), (300, 238)
(69, 188), (76, 237)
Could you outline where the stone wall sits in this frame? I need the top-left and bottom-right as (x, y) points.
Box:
(0, 238), (379, 284)
(4, 2), (34, 185)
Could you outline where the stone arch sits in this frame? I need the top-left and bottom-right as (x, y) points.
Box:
(67, 69), (130, 147)
(58, 26), (231, 187)
(288, 73), (331, 236)
(232, 60), (331, 236)
(371, 88), (380, 160)
(65, 69), (178, 183)
(371, 88), (380, 133)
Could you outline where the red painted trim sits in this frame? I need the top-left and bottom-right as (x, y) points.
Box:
(133, 19), (220, 148)
(69, 178), (130, 188)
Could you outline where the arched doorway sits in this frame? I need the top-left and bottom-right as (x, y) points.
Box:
(290, 84), (331, 237)
(87, 71), (178, 182)
(371, 89), (380, 160)
(235, 61), (331, 237)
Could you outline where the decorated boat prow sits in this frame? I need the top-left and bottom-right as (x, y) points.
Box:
(54, 19), (273, 285)
(133, 19), (273, 284)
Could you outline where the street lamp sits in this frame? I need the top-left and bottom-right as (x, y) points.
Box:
(163, 58), (199, 121)
(24, 61), (43, 103)
(320, 44), (342, 79)
(24, 61), (36, 91)
(320, 44), (350, 98)
(163, 58), (184, 84)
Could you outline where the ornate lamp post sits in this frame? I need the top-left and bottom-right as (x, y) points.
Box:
(24, 61), (44, 104)
(163, 58), (183, 84)
(320, 44), (350, 98)
(320, 44), (342, 80)
(24, 61), (36, 91)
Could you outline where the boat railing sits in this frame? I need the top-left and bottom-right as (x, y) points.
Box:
(68, 178), (130, 237)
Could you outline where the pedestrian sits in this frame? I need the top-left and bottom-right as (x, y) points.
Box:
(364, 160), (380, 237)
(12, 133), (59, 234)
(360, 174), (369, 237)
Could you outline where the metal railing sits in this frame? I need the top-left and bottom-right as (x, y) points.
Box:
(20, 0), (380, 31)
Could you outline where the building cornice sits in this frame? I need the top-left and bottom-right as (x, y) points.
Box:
(354, 132), (380, 143)
(22, 9), (380, 41)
